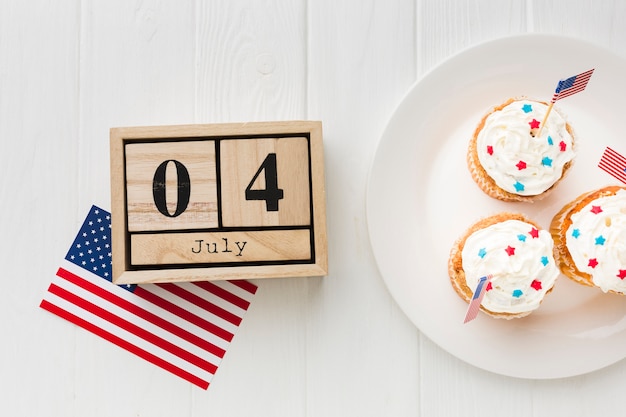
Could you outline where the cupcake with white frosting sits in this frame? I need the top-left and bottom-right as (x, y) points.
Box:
(550, 186), (626, 294)
(448, 212), (559, 319)
(467, 98), (576, 202)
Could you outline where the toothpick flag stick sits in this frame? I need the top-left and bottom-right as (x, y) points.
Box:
(537, 102), (555, 138)
(537, 68), (594, 137)
(463, 274), (493, 324)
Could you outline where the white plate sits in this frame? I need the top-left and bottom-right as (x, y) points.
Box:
(366, 34), (626, 379)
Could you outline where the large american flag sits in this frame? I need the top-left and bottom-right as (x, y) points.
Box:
(551, 69), (594, 102)
(40, 205), (257, 389)
(598, 146), (626, 185)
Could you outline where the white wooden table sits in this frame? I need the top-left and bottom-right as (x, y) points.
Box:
(2, 1), (626, 415)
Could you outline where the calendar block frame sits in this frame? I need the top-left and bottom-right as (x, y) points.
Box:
(110, 121), (327, 284)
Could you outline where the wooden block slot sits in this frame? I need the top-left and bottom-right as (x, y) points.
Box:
(110, 121), (327, 284)
(130, 230), (312, 265)
(125, 140), (219, 232)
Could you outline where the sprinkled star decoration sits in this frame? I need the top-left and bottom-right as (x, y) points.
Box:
(485, 100), (571, 194)
(570, 203), (626, 279)
(463, 226), (550, 324)
(596, 147), (626, 282)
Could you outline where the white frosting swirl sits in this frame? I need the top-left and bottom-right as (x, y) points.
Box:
(476, 100), (575, 196)
(461, 219), (559, 314)
(565, 189), (626, 293)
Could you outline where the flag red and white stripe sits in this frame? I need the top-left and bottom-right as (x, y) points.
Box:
(40, 205), (257, 390)
(551, 69), (594, 103)
(463, 274), (492, 324)
(598, 146), (626, 185)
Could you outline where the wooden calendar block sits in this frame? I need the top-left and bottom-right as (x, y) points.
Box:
(220, 137), (311, 227)
(110, 121), (327, 284)
(125, 140), (218, 231)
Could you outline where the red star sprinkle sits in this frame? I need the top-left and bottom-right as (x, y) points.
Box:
(588, 258), (598, 268)
(516, 160), (527, 170)
(529, 119), (540, 129)
(591, 205), (603, 214)
(529, 228), (539, 238)
(487, 145), (493, 155)
(618, 270), (626, 280)
(486, 281), (493, 291)
(559, 141), (567, 151)
(530, 280), (542, 290)
(505, 245), (516, 256)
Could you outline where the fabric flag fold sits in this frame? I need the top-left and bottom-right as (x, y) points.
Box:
(40, 205), (257, 390)
(598, 147), (626, 185)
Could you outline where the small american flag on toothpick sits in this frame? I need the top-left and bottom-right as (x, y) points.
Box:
(551, 69), (595, 102)
(537, 69), (595, 137)
(463, 274), (492, 324)
(599, 147), (626, 184)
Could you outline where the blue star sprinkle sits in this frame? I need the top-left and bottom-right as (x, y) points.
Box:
(517, 234), (527, 242)
(478, 248), (487, 258)
(572, 228), (581, 238)
(522, 104), (533, 113)
(541, 156), (553, 167)
(547, 136), (553, 146)
(595, 235), (606, 245)
(541, 256), (549, 266)
(512, 289), (523, 298)
(514, 181), (525, 192)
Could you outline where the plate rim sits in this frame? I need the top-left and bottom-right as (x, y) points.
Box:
(366, 33), (626, 379)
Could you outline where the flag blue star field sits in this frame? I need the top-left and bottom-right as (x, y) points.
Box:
(40, 205), (257, 389)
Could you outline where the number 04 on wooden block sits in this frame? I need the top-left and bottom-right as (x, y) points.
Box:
(109, 121), (327, 284)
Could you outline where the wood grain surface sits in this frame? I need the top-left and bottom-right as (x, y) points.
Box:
(2, 1), (626, 416)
